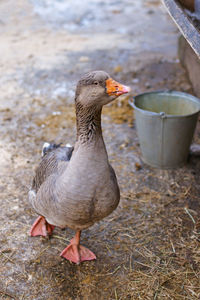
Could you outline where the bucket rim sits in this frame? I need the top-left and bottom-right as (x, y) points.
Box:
(129, 90), (200, 118)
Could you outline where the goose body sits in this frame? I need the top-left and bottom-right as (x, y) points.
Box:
(30, 139), (119, 230)
(29, 71), (130, 263)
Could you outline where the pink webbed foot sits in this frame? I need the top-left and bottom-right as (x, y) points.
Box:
(30, 216), (55, 237)
(60, 231), (96, 264)
(60, 243), (96, 264)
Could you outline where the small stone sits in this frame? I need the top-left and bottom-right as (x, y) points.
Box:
(12, 205), (19, 210)
(79, 56), (90, 62)
(147, 9), (154, 14)
(132, 78), (139, 84)
(52, 111), (61, 116)
(28, 274), (33, 281)
(145, 82), (151, 88)
(119, 143), (126, 150)
(135, 162), (142, 170)
(112, 9), (122, 14)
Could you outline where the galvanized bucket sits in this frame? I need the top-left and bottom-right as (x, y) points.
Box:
(129, 91), (200, 168)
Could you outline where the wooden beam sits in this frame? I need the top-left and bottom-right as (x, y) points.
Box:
(162, 0), (200, 58)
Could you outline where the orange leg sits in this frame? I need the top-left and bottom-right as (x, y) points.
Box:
(30, 216), (55, 237)
(60, 230), (96, 264)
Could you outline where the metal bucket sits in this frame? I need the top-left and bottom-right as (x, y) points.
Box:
(129, 91), (200, 168)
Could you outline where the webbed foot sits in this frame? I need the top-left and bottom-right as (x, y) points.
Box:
(60, 231), (96, 264)
(30, 216), (55, 237)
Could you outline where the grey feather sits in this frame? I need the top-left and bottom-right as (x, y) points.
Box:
(31, 145), (74, 192)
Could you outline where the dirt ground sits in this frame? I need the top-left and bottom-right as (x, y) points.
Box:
(0, 0), (200, 299)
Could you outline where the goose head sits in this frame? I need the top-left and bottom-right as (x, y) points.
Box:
(75, 70), (131, 108)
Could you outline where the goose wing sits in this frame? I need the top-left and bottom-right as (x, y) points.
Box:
(31, 144), (74, 193)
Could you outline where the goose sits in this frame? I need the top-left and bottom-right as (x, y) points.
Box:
(29, 70), (130, 264)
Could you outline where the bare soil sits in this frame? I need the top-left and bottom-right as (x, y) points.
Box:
(0, 0), (200, 299)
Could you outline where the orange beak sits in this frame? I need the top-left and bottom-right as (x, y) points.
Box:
(106, 78), (131, 96)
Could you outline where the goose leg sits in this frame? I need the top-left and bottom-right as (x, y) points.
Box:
(30, 216), (55, 237)
(60, 230), (96, 264)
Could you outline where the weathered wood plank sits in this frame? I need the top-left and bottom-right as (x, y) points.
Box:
(162, 0), (200, 58)
(179, 36), (200, 96)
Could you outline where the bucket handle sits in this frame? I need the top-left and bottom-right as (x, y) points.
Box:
(160, 112), (166, 118)
(128, 98), (134, 109)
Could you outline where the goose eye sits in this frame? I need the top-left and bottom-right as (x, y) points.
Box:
(94, 81), (99, 85)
